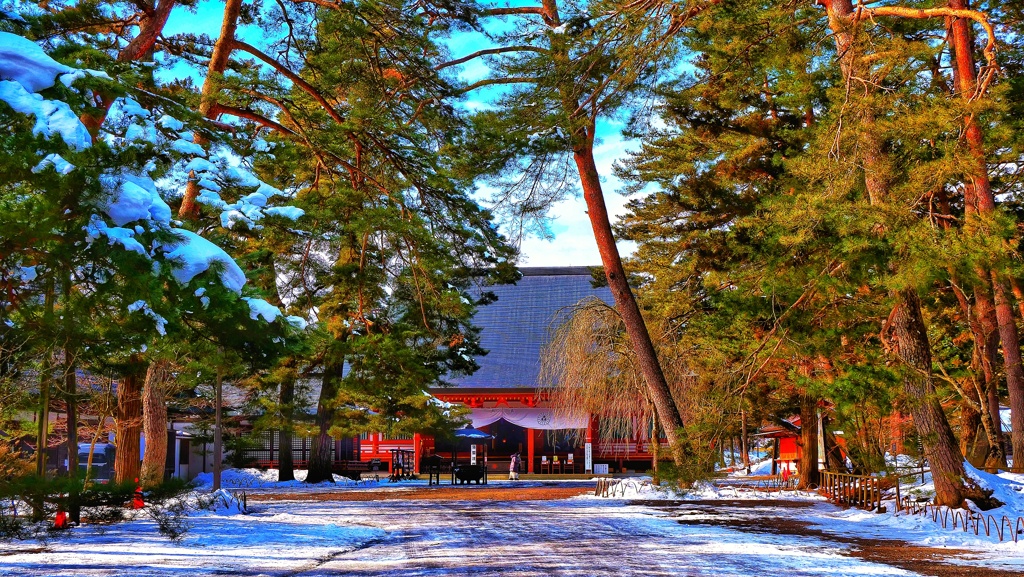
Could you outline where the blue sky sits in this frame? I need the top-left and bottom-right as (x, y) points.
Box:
(164, 1), (638, 268)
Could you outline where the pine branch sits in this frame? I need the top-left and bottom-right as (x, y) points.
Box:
(230, 39), (347, 124)
(457, 76), (535, 95)
(483, 7), (547, 17)
(436, 46), (548, 70)
(208, 103), (295, 135)
(117, 0), (177, 62)
(856, 7), (996, 74)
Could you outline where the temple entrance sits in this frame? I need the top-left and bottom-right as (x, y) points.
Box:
(486, 419), (527, 457)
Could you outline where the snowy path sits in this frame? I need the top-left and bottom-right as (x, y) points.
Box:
(302, 498), (898, 576)
(1, 485), (1020, 576)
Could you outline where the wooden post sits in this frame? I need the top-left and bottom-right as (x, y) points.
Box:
(413, 432), (422, 474)
(527, 427), (535, 474)
(213, 356), (223, 491)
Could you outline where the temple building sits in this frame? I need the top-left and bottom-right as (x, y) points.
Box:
(358, 266), (663, 475)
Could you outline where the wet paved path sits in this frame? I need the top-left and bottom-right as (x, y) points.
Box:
(285, 494), (1010, 576)
(2, 483), (1019, 576)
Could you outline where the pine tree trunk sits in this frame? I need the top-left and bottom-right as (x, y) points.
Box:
(740, 408), (750, 473)
(987, 380), (1006, 465)
(969, 291), (1006, 467)
(306, 357), (343, 484)
(141, 359), (171, 488)
(64, 354), (81, 523)
(891, 290), (970, 506)
(797, 395), (819, 489)
(179, 0), (242, 219)
(961, 396), (991, 467)
(948, 0), (1024, 470)
(572, 139), (686, 463)
(213, 360), (223, 490)
(114, 358), (145, 484)
(822, 0), (976, 503)
(278, 373), (296, 482)
(80, 0), (178, 136)
(539, 0), (686, 465)
(991, 277), (1024, 468)
(35, 284), (55, 478)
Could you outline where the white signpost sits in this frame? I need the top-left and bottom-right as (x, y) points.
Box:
(585, 442), (593, 473)
(470, 444), (477, 465)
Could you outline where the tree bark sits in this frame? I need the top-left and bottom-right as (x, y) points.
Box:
(306, 356), (343, 483)
(141, 359), (171, 488)
(213, 359), (223, 491)
(179, 0), (243, 219)
(35, 283), (55, 478)
(960, 392), (987, 466)
(64, 353), (81, 523)
(948, 0), (1024, 469)
(992, 276), (1024, 468)
(890, 290), (971, 506)
(798, 395), (820, 489)
(114, 358), (145, 484)
(572, 136), (687, 463)
(969, 288), (1006, 467)
(821, 0), (976, 505)
(740, 407), (750, 473)
(80, 0), (179, 136)
(278, 371), (296, 482)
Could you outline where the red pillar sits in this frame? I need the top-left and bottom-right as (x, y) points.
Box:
(413, 432), (422, 474)
(527, 427), (535, 473)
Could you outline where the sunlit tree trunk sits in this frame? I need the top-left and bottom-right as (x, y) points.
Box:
(306, 357), (343, 483)
(821, 0), (977, 506)
(179, 0), (243, 218)
(278, 373), (296, 482)
(114, 357), (145, 484)
(797, 395), (819, 489)
(141, 359), (171, 488)
(948, 0), (1023, 468)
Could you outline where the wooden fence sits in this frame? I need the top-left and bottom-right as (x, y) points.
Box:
(594, 478), (653, 498)
(898, 499), (1024, 543)
(820, 470), (884, 511)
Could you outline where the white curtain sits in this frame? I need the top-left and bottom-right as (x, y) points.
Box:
(469, 408), (587, 430)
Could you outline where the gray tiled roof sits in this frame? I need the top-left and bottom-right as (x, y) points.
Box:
(450, 267), (613, 389)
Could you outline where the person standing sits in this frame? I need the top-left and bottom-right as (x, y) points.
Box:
(509, 452), (520, 481)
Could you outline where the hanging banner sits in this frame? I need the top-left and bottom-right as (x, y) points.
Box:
(471, 444), (477, 465)
(469, 408), (588, 430)
(585, 442), (593, 473)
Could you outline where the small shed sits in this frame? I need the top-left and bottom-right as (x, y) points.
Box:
(758, 417), (802, 475)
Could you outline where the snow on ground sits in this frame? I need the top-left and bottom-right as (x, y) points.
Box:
(191, 467), (380, 489)
(1, 501), (383, 576)
(2, 466), (1023, 575)
(0, 483), (942, 576)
